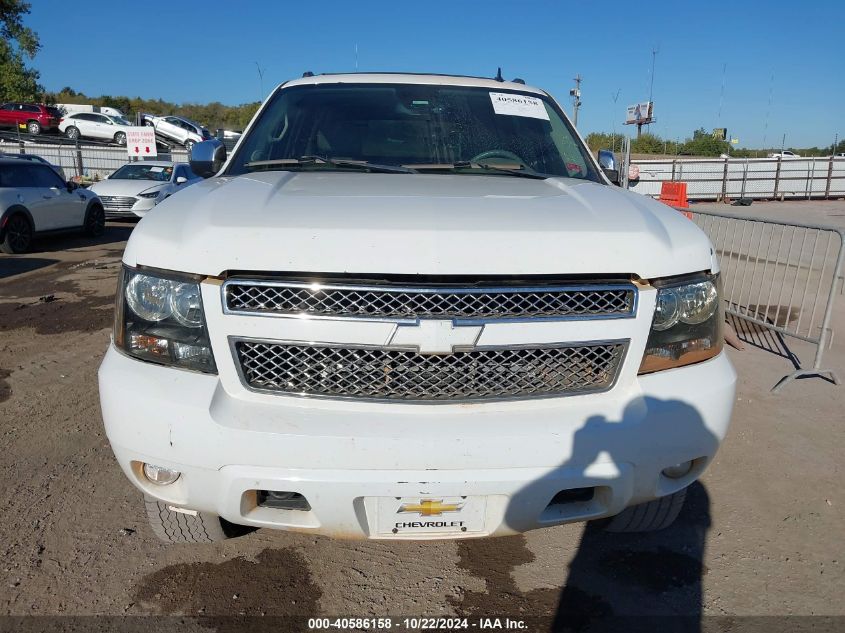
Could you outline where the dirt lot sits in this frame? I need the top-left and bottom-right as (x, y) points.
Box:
(1, 203), (844, 631)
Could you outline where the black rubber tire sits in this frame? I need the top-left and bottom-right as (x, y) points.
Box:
(184, 139), (195, 151)
(114, 131), (126, 146)
(603, 487), (687, 533)
(65, 126), (80, 140)
(1, 213), (33, 254)
(27, 120), (41, 135)
(144, 494), (251, 543)
(83, 205), (105, 237)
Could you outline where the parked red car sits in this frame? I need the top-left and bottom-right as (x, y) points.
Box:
(0, 103), (62, 135)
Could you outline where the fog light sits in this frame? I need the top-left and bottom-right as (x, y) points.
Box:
(662, 460), (694, 479)
(143, 463), (180, 485)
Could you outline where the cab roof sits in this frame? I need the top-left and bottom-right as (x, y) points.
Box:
(278, 72), (547, 96)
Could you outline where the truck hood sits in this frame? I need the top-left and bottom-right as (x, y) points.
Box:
(123, 172), (715, 279)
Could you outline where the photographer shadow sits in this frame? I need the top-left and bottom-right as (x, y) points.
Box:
(504, 396), (716, 632)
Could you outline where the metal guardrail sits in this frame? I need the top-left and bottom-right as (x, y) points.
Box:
(633, 157), (845, 201)
(691, 209), (844, 392)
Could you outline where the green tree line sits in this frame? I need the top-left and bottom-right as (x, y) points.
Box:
(586, 128), (844, 158)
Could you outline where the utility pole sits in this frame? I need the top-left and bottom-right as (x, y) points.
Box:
(570, 74), (582, 127)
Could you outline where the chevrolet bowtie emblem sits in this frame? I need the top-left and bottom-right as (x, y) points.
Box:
(388, 320), (483, 354)
(398, 499), (464, 517)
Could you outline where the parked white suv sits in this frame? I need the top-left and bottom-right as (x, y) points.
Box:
(60, 112), (133, 145)
(0, 157), (104, 253)
(98, 73), (736, 543)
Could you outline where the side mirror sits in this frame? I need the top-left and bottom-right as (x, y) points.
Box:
(175, 176), (188, 184)
(598, 149), (616, 170)
(597, 149), (620, 186)
(66, 181), (79, 192)
(602, 169), (620, 185)
(189, 138), (227, 178)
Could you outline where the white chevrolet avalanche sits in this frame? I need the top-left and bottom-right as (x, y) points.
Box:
(98, 73), (736, 543)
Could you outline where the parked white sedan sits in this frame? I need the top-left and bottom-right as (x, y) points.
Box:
(88, 161), (201, 218)
(59, 112), (134, 145)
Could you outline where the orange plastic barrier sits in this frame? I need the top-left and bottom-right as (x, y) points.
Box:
(659, 181), (689, 208)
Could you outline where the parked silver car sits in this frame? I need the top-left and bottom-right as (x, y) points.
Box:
(88, 161), (201, 218)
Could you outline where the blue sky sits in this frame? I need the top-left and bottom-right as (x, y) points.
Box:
(25, 0), (844, 148)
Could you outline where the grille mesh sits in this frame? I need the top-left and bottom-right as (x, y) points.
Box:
(225, 282), (635, 320)
(235, 341), (626, 401)
(98, 195), (137, 210)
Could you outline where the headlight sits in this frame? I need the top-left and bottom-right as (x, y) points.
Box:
(138, 190), (161, 199)
(639, 273), (722, 374)
(115, 266), (217, 373)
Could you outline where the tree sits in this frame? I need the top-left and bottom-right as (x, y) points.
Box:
(0, 0), (41, 101)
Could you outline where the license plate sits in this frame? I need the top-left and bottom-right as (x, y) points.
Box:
(376, 496), (486, 535)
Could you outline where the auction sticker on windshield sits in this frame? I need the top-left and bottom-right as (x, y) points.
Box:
(489, 92), (549, 120)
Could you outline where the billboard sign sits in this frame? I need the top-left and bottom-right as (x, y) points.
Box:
(126, 127), (157, 158)
(713, 128), (728, 140)
(625, 101), (653, 125)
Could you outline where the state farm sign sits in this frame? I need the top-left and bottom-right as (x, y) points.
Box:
(126, 127), (157, 158)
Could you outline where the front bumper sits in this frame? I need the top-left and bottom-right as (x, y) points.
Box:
(103, 198), (157, 219)
(99, 346), (735, 539)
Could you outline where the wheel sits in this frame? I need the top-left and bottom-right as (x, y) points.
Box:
(0, 213), (33, 254)
(602, 488), (687, 533)
(83, 205), (105, 237)
(65, 126), (80, 140)
(114, 131), (126, 146)
(27, 121), (41, 135)
(143, 494), (253, 543)
(184, 139), (195, 151)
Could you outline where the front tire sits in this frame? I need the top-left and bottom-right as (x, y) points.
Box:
(602, 488), (687, 533)
(65, 126), (80, 140)
(1, 214), (33, 254)
(144, 494), (252, 543)
(83, 205), (105, 237)
(27, 121), (41, 135)
(114, 131), (127, 146)
(184, 139), (195, 152)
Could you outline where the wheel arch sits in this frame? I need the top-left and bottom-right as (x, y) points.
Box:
(0, 204), (35, 237)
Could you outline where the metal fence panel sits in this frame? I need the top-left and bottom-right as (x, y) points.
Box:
(691, 210), (844, 391)
(632, 157), (845, 201)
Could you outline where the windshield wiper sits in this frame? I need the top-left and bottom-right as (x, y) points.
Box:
(245, 156), (416, 174)
(405, 161), (548, 179)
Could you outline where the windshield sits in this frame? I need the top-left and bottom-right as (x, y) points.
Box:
(110, 164), (173, 181)
(110, 116), (131, 125)
(227, 83), (599, 180)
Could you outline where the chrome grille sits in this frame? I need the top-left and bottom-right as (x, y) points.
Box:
(234, 340), (626, 401)
(224, 280), (636, 320)
(98, 195), (137, 210)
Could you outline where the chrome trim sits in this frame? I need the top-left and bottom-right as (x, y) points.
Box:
(228, 336), (629, 404)
(221, 278), (638, 323)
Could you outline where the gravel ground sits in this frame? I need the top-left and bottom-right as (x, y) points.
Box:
(1, 204), (843, 632)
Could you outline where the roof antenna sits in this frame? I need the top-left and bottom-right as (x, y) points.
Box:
(494, 67), (504, 82)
